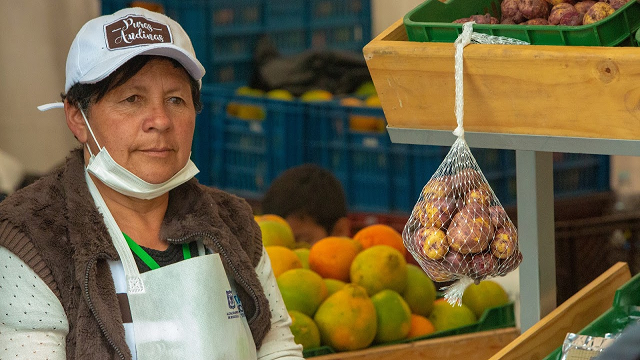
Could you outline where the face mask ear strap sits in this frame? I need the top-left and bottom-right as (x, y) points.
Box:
(80, 108), (101, 157)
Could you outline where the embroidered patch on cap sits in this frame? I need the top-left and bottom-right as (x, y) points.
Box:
(104, 15), (172, 50)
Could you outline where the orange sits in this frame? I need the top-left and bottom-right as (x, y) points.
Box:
(324, 278), (347, 296)
(350, 245), (408, 296)
(402, 264), (437, 317)
(371, 289), (412, 343)
(256, 213), (290, 227)
(265, 246), (302, 278)
(289, 310), (321, 349)
(277, 268), (328, 317)
(308, 236), (361, 282)
(428, 300), (477, 332)
(407, 314), (436, 339)
(352, 224), (406, 256)
(462, 280), (509, 319)
(259, 220), (296, 248)
(293, 248), (310, 269)
(313, 284), (377, 351)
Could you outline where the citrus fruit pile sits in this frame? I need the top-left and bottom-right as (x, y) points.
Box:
(256, 215), (510, 353)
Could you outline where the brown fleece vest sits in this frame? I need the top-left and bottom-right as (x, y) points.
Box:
(0, 148), (271, 359)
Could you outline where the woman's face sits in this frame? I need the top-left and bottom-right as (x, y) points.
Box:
(86, 58), (196, 184)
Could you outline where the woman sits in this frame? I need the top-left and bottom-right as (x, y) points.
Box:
(0, 7), (303, 360)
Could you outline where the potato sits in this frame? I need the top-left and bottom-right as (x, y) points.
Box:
(452, 168), (482, 196)
(447, 205), (493, 254)
(606, 0), (630, 10)
(489, 205), (508, 228)
(469, 252), (498, 280)
(518, 0), (551, 19)
(544, 0), (575, 5)
(496, 251), (523, 276)
(413, 198), (458, 229)
(465, 185), (492, 207)
(558, 9), (583, 25)
(422, 259), (456, 282)
(421, 176), (454, 200)
(490, 227), (518, 259)
(452, 17), (471, 23)
(469, 13), (499, 24)
(548, 3), (578, 24)
(501, 17), (518, 24)
(574, 0), (596, 14)
(583, 2), (615, 24)
(522, 18), (550, 24)
(441, 250), (471, 275)
(416, 227), (449, 260)
(501, 0), (527, 23)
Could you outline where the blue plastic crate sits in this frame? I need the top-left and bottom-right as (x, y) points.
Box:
(198, 85), (305, 198)
(304, 102), (423, 213)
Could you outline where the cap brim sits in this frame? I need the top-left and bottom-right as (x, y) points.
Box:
(79, 43), (205, 86)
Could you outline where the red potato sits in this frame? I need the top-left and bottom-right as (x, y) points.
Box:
(501, 17), (518, 24)
(574, 0), (597, 14)
(468, 13), (499, 24)
(422, 259), (456, 282)
(548, 3), (578, 24)
(496, 251), (523, 276)
(489, 205), (508, 228)
(441, 250), (472, 275)
(469, 252), (498, 280)
(416, 197), (458, 229)
(447, 205), (493, 254)
(606, 0), (630, 10)
(452, 168), (483, 197)
(421, 176), (454, 200)
(452, 17), (471, 23)
(544, 0), (575, 5)
(522, 18), (550, 24)
(501, 0), (527, 23)
(465, 185), (492, 207)
(518, 0), (551, 20)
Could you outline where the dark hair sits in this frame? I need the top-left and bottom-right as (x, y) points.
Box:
(62, 55), (202, 114)
(261, 164), (347, 234)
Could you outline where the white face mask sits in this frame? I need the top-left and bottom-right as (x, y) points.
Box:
(80, 109), (199, 200)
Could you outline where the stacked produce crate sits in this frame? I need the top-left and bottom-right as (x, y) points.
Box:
(103, 0), (612, 214)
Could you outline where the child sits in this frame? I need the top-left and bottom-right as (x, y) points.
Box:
(262, 164), (350, 246)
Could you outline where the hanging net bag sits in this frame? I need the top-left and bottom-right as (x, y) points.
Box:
(402, 22), (526, 305)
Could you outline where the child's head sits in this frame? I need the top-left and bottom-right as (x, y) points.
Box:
(261, 164), (350, 246)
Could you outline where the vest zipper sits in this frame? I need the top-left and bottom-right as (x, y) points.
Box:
(168, 232), (261, 325)
(84, 253), (126, 360)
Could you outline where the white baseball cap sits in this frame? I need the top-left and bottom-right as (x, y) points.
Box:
(39, 7), (205, 111)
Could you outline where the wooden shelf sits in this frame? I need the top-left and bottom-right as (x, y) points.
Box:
(363, 19), (640, 142)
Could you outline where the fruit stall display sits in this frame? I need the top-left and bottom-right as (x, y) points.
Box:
(254, 214), (517, 357)
(363, 0), (640, 358)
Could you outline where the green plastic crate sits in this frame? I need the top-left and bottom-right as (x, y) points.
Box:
(404, 0), (640, 46)
(303, 301), (516, 358)
(543, 272), (640, 360)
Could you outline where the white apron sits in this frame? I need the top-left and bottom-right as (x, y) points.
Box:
(86, 172), (257, 360)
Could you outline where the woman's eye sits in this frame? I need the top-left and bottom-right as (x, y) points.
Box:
(169, 97), (184, 105)
(124, 95), (139, 103)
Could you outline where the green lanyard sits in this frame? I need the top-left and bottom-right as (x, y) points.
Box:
(123, 232), (191, 270)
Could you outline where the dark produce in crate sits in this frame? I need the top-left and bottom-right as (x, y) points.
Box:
(454, 0), (630, 26)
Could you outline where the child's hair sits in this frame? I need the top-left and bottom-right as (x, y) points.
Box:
(261, 164), (347, 235)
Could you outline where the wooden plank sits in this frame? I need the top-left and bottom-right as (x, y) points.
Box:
(311, 328), (519, 360)
(363, 21), (640, 141)
(489, 262), (631, 360)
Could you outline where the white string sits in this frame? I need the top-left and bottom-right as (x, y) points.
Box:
(452, 23), (529, 140)
(453, 22), (474, 139)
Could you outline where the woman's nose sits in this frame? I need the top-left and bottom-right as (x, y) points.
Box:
(143, 101), (172, 132)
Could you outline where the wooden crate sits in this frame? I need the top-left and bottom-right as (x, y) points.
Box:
(490, 262), (631, 360)
(311, 327), (519, 360)
(363, 19), (640, 141)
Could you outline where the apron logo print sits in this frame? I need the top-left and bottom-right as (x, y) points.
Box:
(226, 290), (235, 309)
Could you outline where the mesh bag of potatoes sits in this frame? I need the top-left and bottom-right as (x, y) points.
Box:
(402, 22), (524, 305)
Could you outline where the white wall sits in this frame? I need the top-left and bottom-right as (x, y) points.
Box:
(371, 0), (425, 36)
(0, 0), (99, 174)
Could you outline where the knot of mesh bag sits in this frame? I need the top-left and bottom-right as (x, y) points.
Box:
(402, 23), (526, 305)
